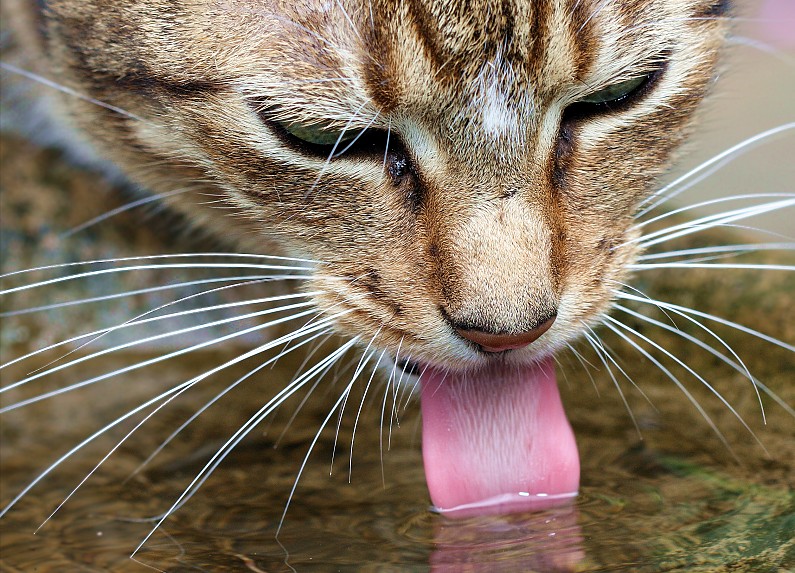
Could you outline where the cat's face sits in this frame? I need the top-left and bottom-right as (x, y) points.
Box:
(45, 0), (729, 370)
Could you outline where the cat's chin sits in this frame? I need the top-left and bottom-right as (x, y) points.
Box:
(390, 355), (581, 518)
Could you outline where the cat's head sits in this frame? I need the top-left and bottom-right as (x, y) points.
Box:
(46, 0), (730, 370)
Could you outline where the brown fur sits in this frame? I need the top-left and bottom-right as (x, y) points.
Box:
(2, 0), (730, 370)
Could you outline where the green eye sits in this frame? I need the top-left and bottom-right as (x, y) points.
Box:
(278, 121), (357, 147)
(579, 75), (648, 105)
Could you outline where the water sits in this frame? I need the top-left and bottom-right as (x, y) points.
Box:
(1, 4), (794, 570)
(1, 306), (793, 572)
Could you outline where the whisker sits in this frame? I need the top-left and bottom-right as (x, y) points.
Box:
(603, 315), (766, 455)
(130, 337), (360, 555)
(632, 198), (795, 249)
(637, 242), (794, 261)
(0, 303), (318, 409)
(1, 262), (316, 295)
(330, 330), (381, 475)
(613, 303), (768, 422)
(614, 292), (795, 353)
(334, 0), (363, 42)
(389, 357), (412, 446)
(1, 289), (320, 373)
(584, 324), (655, 408)
(636, 122), (795, 216)
(36, 313), (351, 530)
(382, 119), (392, 173)
(349, 345), (387, 482)
(630, 262), (794, 272)
(1, 386), (172, 522)
(307, 100), (371, 195)
(727, 35), (795, 67)
(601, 318), (734, 455)
(401, 364), (424, 414)
(331, 111), (381, 158)
(564, 342), (599, 394)
(0, 252), (321, 280)
(275, 341), (362, 537)
(129, 326), (336, 478)
(0, 61), (145, 122)
(273, 332), (345, 448)
(151, 329), (358, 522)
(32, 277), (320, 375)
(582, 330), (641, 437)
(272, 285), (369, 362)
(62, 187), (197, 237)
(0, 274), (302, 318)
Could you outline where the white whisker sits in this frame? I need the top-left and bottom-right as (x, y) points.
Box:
(274, 332), (344, 447)
(0, 303), (318, 408)
(636, 194), (795, 232)
(350, 345), (386, 482)
(1, 61), (146, 122)
(565, 342), (599, 394)
(0, 252), (321, 280)
(62, 187), (196, 237)
(632, 198), (795, 249)
(603, 315), (766, 454)
(613, 303), (766, 422)
(307, 100), (371, 195)
(37, 314), (351, 530)
(330, 330), (380, 475)
(601, 317), (733, 454)
(0, 274), (300, 318)
(274, 341), (361, 537)
(582, 330), (641, 436)
(1, 290), (320, 373)
(727, 35), (795, 67)
(637, 242), (794, 261)
(614, 292), (795, 353)
(636, 122), (795, 215)
(130, 327), (335, 477)
(130, 337), (359, 555)
(332, 111), (381, 158)
(631, 262), (795, 272)
(1, 262), (315, 295)
(584, 324), (655, 408)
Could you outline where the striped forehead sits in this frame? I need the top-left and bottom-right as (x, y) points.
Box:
(375, 0), (589, 141)
(290, 0), (728, 135)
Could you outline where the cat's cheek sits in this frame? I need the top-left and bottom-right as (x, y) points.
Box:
(552, 223), (641, 332)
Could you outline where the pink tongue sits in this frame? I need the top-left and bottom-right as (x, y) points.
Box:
(420, 357), (579, 517)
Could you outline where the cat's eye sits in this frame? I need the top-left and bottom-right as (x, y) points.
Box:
(579, 76), (649, 105)
(278, 121), (358, 147)
(561, 70), (661, 125)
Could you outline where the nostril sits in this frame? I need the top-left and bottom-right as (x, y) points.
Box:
(454, 315), (557, 353)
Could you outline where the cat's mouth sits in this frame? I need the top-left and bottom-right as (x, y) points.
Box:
(401, 355), (580, 517)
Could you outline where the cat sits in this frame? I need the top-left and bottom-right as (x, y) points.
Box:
(1, 0), (793, 566)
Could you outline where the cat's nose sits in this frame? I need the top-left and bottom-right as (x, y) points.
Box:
(454, 315), (556, 353)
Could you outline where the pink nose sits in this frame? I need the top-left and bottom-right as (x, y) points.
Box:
(455, 316), (556, 353)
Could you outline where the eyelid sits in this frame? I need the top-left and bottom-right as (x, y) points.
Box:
(563, 63), (667, 122)
(579, 75), (648, 105)
(278, 120), (358, 147)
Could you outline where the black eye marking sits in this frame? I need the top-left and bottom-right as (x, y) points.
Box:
(252, 103), (423, 211)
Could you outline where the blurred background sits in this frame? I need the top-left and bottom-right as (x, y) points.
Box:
(681, 0), (794, 236)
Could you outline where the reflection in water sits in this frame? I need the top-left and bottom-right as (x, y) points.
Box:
(2, 3), (795, 571)
(429, 506), (584, 572)
(1, 332), (793, 571)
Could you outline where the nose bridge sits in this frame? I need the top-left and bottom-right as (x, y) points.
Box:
(435, 195), (558, 334)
